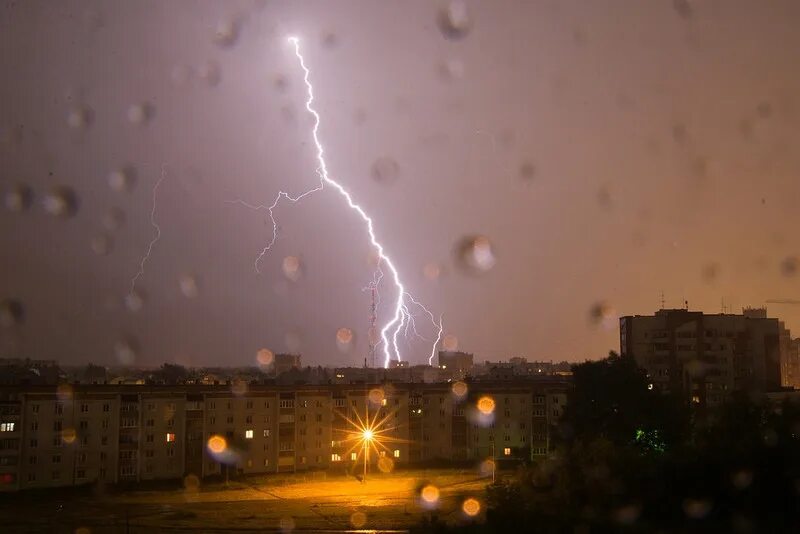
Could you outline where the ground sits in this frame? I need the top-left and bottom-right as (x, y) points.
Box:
(0, 468), (492, 532)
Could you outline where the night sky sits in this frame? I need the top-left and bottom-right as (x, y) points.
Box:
(2, 0), (800, 367)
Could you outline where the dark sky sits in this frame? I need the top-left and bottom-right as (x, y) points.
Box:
(2, 0), (800, 368)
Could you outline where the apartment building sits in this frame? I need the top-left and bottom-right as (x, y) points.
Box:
(0, 379), (568, 492)
(620, 307), (785, 408)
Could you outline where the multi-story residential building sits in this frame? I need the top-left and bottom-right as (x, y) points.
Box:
(620, 307), (785, 408)
(0, 379), (568, 492)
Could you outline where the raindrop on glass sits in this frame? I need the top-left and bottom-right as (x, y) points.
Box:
(423, 262), (443, 281)
(102, 207), (126, 231)
(437, 0), (472, 40)
(213, 19), (241, 48)
(42, 186), (79, 217)
(285, 331), (302, 352)
(66, 106), (93, 129)
(673, 0), (693, 20)
(170, 65), (194, 87)
(282, 256), (302, 282)
(0, 299), (24, 328)
(198, 61), (221, 87)
(336, 327), (354, 353)
(127, 102), (155, 125)
(371, 156), (400, 185)
(108, 166), (137, 193)
(519, 162), (536, 181)
(114, 338), (139, 365)
(273, 74), (288, 93)
(455, 235), (496, 274)
(436, 58), (465, 82)
(4, 183), (33, 213)
(90, 234), (113, 256)
(124, 289), (145, 313)
(781, 256), (797, 277)
(588, 301), (617, 329)
(701, 262), (720, 283)
(442, 333), (459, 351)
(179, 274), (200, 298)
(321, 31), (339, 49)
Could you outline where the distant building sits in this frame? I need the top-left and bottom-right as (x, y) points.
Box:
(437, 351), (474, 379)
(273, 354), (301, 377)
(620, 307), (784, 408)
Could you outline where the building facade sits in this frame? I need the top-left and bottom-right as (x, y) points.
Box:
(620, 308), (784, 408)
(0, 379), (568, 492)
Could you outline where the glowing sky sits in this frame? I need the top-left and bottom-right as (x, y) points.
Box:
(2, 0), (800, 367)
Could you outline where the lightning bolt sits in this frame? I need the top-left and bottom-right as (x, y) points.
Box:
(130, 166), (167, 295)
(238, 36), (441, 367)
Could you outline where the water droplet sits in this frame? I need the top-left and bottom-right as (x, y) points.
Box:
(420, 485), (440, 507)
(461, 497), (481, 517)
(114, 338), (139, 365)
(336, 327), (354, 352)
(519, 162), (536, 181)
(781, 256), (798, 277)
(451, 381), (468, 400)
(597, 185), (612, 209)
(437, 1), (472, 40)
(423, 262), (442, 281)
(731, 469), (753, 490)
(282, 256), (302, 282)
(179, 274), (200, 298)
(66, 106), (93, 129)
(0, 299), (24, 328)
(90, 234), (113, 256)
(279, 517), (295, 533)
(42, 186), (79, 217)
(701, 262), (720, 283)
(127, 102), (155, 125)
(436, 58), (465, 82)
(285, 331), (302, 352)
(442, 333), (458, 351)
(231, 379), (248, 396)
(198, 61), (221, 87)
(4, 183), (33, 212)
(102, 207), (126, 231)
(321, 31), (339, 49)
(273, 74), (289, 93)
(170, 65), (194, 87)
(213, 19), (241, 48)
(124, 289), (145, 313)
(672, 123), (688, 145)
(673, 0), (693, 20)
(107, 167), (137, 193)
(756, 101), (772, 119)
(256, 348), (274, 368)
(455, 235), (496, 274)
(588, 301), (617, 329)
(368, 388), (385, 405)
(682, 498), (712, 519)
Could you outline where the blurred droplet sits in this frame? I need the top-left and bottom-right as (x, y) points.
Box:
(614, 504), (641, 525)
(683, 498), (712, 519)
(273, 74), (289, 93)
(420, 485), (440, 507)
(42, 186), (79, 217)
(477, 396), (495, 415)
(731, 469), (753, 490)
(437, 1), (472, 40)
(455, 235), (496, 274)
(127, 102), (155, 125)
(285, 330), (303, 352)
(279, 516), (295, 533)
(519, 162), (536, 181)
(436, 58), (465, 82)
(256, 348), (274, 368)
(231, 380), (248, 396)
(61, 427), (77, 445)
(423, 262), (442, 281)
(213, 19), (241, 48)
(108, 167), (137, 193)
(781, 256), (797, 277)
(377, 456), (394, 473)
(451, 381), (468, 400)
(461, 497), (481, 517)
(336, 328), (354, 353)
(56, 384), (73, 402)
(114, 338), (138, 365)
(4, 184), (33, 213)
(282, 256), (302, 282)
(588, 301), (617, 329)
(672, 123), (688, 145)
(673, 0), (693, 19)
(102, 207), (126, 231)
(701, 262), (720, 283)
(321, 31), (339, 49)
(479, 458), (495, 477)
(353, 108), (367, 125)
(66, 106), (93, 129)
(349, 512), (366, 528)
(91, 234), (113, 256)
(183, 474), (201, 492)
(597, 185), (612, 209)
(179, 274), (200, 298)
(371, 156), (400, 185)
(368, 388), (385, 405)
(124, 289), (145, 313)
(75, 527), (91, 534)
(198, 61), (222, 87)
(0, 299), (24, 328)
(442, 333), (458, 351)
(756, 101), (772, 119)
(170, 65), (194, 87)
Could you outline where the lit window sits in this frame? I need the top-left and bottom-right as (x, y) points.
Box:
(166, 433), (176, 443)
(331, 453), (341, 462)
(0, 422), (15, 432)
(393, 449), (400, 458)
(504, 447), (511, 456)
(381, 398), (387, 406)
(263, 429), (270, 438)
(245, 429), (254, 439)
(350, 452), (357, 461)
(379, 450), (386, 457)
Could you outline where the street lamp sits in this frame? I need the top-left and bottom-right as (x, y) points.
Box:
(362, 429), (374, 482)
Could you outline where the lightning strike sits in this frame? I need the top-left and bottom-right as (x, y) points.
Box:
(240, 36), (441, 367)
(130, 166), (167, 295)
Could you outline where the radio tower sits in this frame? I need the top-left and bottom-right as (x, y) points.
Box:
(369, 287), (377, 368)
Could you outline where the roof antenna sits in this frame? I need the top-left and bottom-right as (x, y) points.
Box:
(660, 291), (665, 310)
